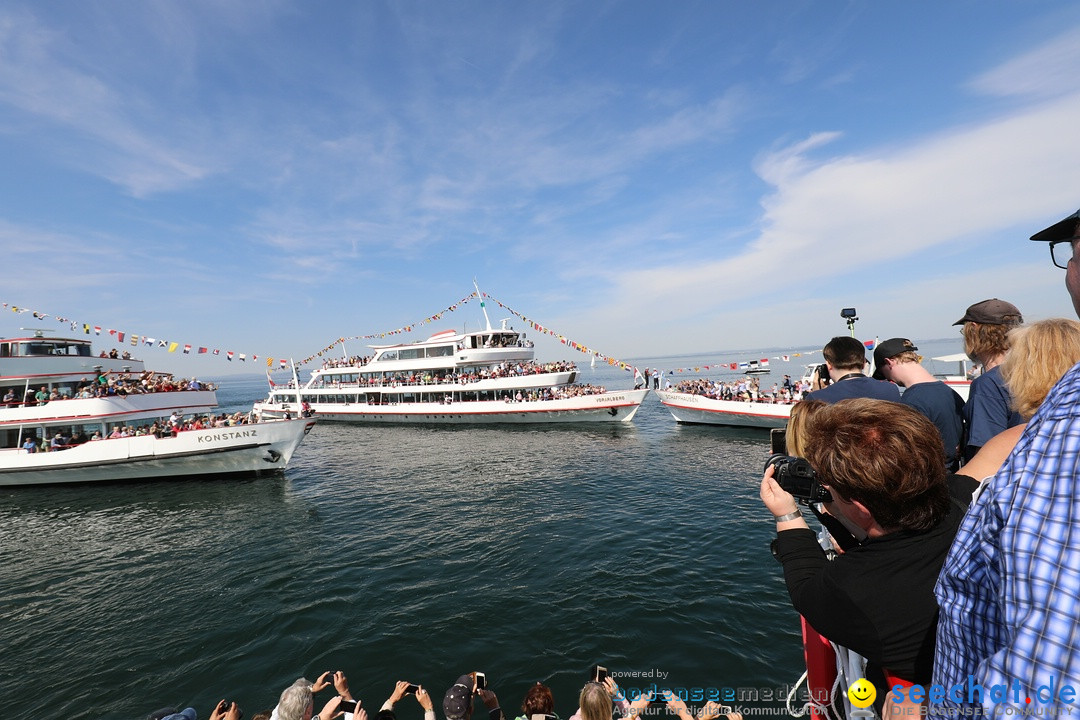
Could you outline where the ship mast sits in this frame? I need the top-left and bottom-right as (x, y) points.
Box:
(473, 279), (493, 332)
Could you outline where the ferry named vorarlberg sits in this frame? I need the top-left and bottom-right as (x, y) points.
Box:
(0, 329), (314, 486)
(253, 304), (648, 424)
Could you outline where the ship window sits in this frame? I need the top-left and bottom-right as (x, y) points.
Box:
(426, 345), (453, 358)
(377, 350), (398, 361)
(0, 343), (9, 357)
(398, 348), (422, 360)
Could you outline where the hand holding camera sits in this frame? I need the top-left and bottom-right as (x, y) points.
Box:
(390, 680), (423, 704)
(314, 671), (337, 693)
(415, 685), (434, 712)
(210, 700), (241, 720)
(763, 455), (832, 505)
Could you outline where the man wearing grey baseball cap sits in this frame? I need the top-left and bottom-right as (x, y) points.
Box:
(953, 298), (1023, 462)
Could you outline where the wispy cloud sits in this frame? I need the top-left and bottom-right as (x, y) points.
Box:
(971, 26), (1080, 99)
(560, 34), (1080, 354)
(0, 9), (214, 195)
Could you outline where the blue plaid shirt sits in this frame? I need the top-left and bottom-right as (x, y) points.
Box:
(930, 361), (1080, 715)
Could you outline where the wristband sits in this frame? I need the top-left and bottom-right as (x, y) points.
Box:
(774, 510), (802, 522)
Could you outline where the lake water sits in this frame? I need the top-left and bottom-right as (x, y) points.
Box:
(0, 341), (965, 720)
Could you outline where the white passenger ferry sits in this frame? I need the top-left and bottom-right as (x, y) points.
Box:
(654, 389), (793, 428)
(254, 317), (648, 424)
(0, 330), (314, 486)
(656, 359), (970, 429)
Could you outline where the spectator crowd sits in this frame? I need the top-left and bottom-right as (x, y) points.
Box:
(756, 205), (1080, 718)
(148, 669), (741, 720)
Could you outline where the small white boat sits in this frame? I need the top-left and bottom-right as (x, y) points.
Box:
(0, 330), (315, 487)
(654, 389), (792, 428)
(744, 359), (771, 375)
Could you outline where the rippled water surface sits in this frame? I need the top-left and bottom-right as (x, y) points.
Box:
(4, 345), (964, 720)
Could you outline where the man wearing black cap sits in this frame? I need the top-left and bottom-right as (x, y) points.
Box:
(873, 338), (964, 471)
(929, 208), (1080, 718)
(1032, 207), (1080, 317)
(444, 673), (503, 720)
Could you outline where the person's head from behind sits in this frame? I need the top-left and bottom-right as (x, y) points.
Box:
(822, 336), (867, 373)
(444, 675), (476, 720)
(577, 682), (613, 720)
(276, 678), (314, 720)
(786, 399), (827, 458)
(803, 399), (949, 534)
(871, 338), (920, 383)
(955, 299), (1023, 364)
(1001, 318), (1080, 419)
(522, 683), (554, 717)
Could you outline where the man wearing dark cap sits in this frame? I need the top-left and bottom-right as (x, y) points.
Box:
(444, 673), (503, 720)
(803, 335), (900, 404)
(954, 298), (1024, 461)
(1032, 206), (1080, 316)
(873, 338), (964, 471)
(929, 209), (1080, 718)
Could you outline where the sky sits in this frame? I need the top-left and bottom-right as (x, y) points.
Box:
(2, 1), (1080, 377)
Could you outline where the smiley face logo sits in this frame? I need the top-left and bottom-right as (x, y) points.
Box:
(847, 679), (876, 708)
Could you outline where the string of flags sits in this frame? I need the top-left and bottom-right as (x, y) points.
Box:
(1, 302), (292, 370)
(479, 294), (851, 376)
(298, 292), (477, 365)
(480, 292), (636, 374)
(303, 291), (861, 378)
(3, 297), (877, 379)
(301, 291), (640, 374)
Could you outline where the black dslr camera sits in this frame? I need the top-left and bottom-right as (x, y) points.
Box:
(765, 455), (832, 504)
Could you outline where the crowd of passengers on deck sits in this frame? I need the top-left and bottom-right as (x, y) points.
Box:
(673, 376), (809, 404)
(502, 383), (609, 402)
(3, 372), (213, 408)
(317, 335), (536, 371)
(322, 355), (373, 369)
(19, 411), (256, 453)
(311, 361), (578, 389)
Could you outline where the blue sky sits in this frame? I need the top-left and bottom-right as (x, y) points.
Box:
(2, 1), (1080, 376)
